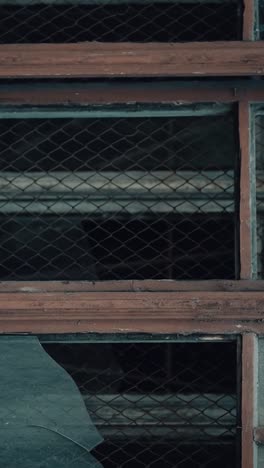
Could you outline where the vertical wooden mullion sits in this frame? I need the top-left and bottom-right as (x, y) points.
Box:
(241, 333), (257, 468)
(243, 0), (255, 40)
(239, 101), (256, 279)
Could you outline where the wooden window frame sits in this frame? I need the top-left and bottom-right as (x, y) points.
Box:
(0, 0), (257, 78)
(0, 0), (260, 332)
(0, 80), (261, 333)
(0, 80), (261, 468)
(0, 0), (263, 466)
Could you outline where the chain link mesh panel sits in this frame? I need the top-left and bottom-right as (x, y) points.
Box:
(0, 104), (238, 281)
(43, 339), (239, 468)
(0, 0), (242, 43)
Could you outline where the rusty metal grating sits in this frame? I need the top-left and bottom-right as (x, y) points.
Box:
(43, 339), (239, 468)
(0, 0), (242, 43)
(0, 104), (238, 281)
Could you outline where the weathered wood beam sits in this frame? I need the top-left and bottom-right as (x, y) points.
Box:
(0, 279), (263, 292)
(0, 85), (259, 106)
(1, 289), (264, 334)
(240, 102), (256, 279)
(0, 42), (264, 78)
(243, 0), (255, 40)
(242, 334), (258, 468)
(1, 85), (264, 105)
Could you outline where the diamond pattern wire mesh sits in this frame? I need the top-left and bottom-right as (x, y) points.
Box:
(0, 0), (241, 43)
(43, 340), (238, 468)
(0, 106), (237, 281)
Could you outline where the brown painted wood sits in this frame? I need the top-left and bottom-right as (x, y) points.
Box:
(0, 290), (263, 333)
(243, 0), (255, 40)
(239, 101), (253, 279)
(254, 427), (264, 444)
(2, 280), (264, 293)
(0, 42), (264, 78)
(0, 86), (238, 105)
(242, 334), (257, 468)
(1, 85), (264, 105)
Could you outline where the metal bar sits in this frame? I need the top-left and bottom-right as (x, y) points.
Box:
(0, 198), (234, 214)
(0, 171), (234, 193)
(242, 334), (257, 468)
(1, 42), (264, 78)
(82, 392), (236, 439)
(0, 104), (230, 118)
(239, 102), (255, 279)
(0, 165), (237, 212)
(0, 170), (235, 214)
(38, 332), (237, 342)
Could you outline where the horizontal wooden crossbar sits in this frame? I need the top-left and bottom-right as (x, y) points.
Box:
(0, 85), (259, 104)
(0, 42), (264, 78)
(0, 281), (264, 334)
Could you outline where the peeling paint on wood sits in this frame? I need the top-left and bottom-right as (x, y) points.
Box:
(0, 289), (264, 334)
(242, 334), (257, 468)
(0, 42), (264, 78)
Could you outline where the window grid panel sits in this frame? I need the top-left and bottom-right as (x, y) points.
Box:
(42, 339), (239, 468)
(0, 104), (238, 281)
